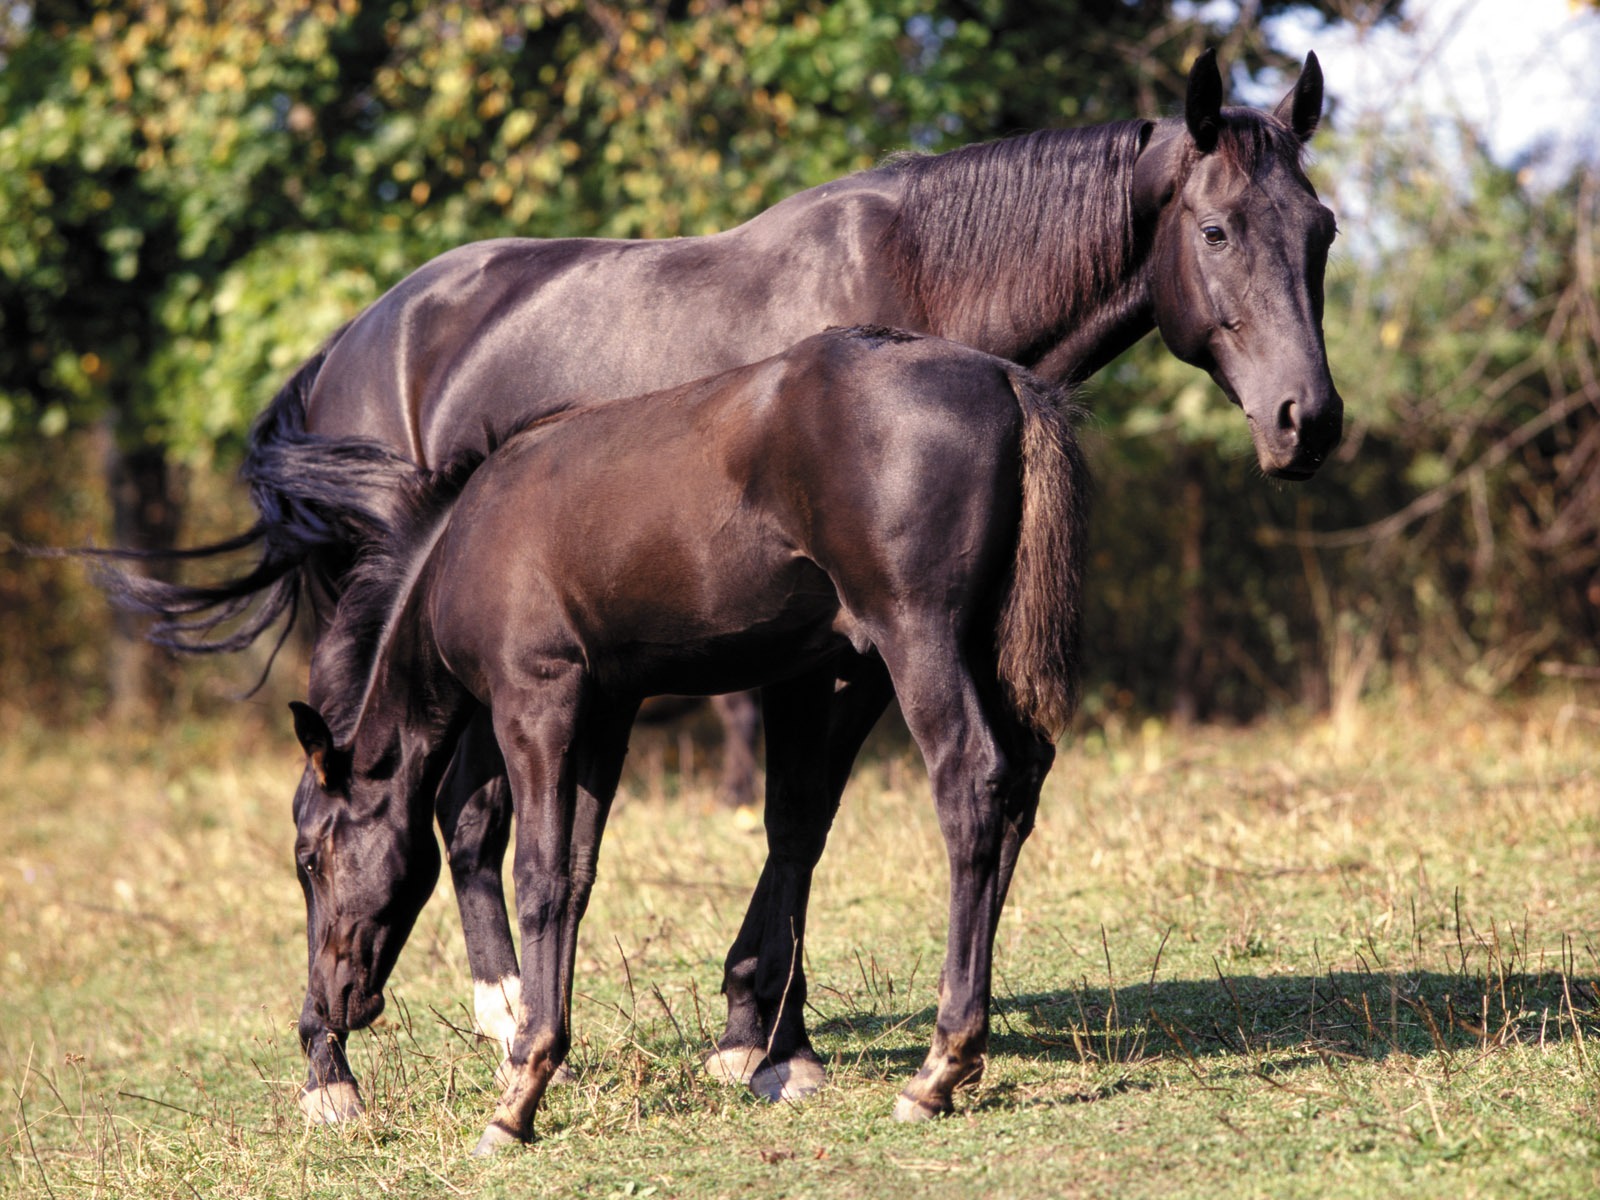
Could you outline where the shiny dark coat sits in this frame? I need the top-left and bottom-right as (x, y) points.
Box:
(98, 51), (1339, 1115)
(288, 328), (1089, 1146)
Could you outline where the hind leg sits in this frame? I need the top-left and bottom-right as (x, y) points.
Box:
(710, 691), (761, 810)
(877, 638), (1048, 1121)
(710, 657), (892, 1100)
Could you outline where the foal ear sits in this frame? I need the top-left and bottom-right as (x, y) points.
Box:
(1273, 50), (1324, 143)
(289, 701), (337, 789)
(1185, 47), (1224, 154)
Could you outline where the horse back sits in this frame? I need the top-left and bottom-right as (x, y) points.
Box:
(426, 329), (1030, 704)
(302, 174), (910, 470)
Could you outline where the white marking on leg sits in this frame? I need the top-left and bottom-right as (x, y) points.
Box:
(473, 974), (522, 1058)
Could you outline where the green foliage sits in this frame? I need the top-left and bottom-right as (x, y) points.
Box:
(6, 0), (1589, 718)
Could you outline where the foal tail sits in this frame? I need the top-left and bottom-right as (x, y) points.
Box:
(995, 371), (1090, 740)
(81, 330), (403, 659)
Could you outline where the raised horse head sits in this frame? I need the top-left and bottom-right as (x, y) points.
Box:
(1135, 49), (1343, 480)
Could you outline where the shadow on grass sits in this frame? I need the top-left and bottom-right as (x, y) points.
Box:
(815, 966), (1600, 1080)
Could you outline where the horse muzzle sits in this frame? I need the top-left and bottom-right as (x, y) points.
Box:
(313, 975), (386, 1032)
(1247, 387), (1343, 481)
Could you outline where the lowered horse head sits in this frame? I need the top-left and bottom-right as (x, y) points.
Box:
(1134, 49), (1342, 479)
(289, 701), (443, 1034)
(283, 454), (479, 1039)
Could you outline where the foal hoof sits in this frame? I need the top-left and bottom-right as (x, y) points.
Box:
(298, 1081), (364, 1125)
(892, 1091), (952, 1123)
(472, 1122), (525, 1157)
(703, 1046), (764, 1087)
(750, 1056), (827, 1104)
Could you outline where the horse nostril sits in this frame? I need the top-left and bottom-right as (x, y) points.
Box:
(1277, 398), (1300, 437)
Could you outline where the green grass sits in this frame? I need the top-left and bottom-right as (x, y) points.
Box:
(3, 691), (1600, 1198)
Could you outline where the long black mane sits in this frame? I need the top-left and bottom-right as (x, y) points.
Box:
(881, 120), (1150, 363)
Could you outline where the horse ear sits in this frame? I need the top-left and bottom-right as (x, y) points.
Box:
(290, 701), (337, 789)
(1185, 47), (1224, 154)
(1273, 51), (1323, 143)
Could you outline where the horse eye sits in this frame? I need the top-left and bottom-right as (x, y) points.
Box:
(1202, 225), (1228, 246)
(298, 850), (319, 877)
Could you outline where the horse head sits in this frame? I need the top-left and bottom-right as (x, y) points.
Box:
(1135, 49), (1342, 480)
(289, 701), (441, 1033)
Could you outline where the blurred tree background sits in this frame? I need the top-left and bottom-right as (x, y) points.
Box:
(0, 0), (1594, 727)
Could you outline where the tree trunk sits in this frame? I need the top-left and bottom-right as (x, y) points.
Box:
(100, 422), (183, 720)
(1171, 452), (1207, 725)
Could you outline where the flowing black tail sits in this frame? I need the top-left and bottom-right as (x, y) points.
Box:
(79, 336), (417, 660)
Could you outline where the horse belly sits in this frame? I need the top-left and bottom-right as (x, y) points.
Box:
(577, 558), (847, 698)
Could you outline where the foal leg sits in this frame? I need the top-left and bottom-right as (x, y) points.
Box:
(433, 710), (521, 1067)
(710, 659), (893, 1100)
(474, 679), (631, 1153)
(882, 646), (1044, 1122)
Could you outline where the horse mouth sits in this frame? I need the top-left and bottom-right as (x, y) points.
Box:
(315, 981), (387, 1032)
(1267, 464), (1317, 482)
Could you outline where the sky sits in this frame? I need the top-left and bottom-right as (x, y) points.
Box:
(1264, 0), (1600, 179)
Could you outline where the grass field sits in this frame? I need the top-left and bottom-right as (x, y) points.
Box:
(3, 690), (1599, 1198)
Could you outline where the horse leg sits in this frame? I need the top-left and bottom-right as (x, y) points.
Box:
(473, 676), (629, 1153)
(989, 733), (1054, 943)
(710, 691), (760, 810)
(433, 709), (521, 1072)
(881, 645), (1045, 1122)
(709, 658), (893, 1100)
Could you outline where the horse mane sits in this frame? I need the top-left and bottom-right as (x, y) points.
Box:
(311, 410), (572, 745)
(880, 119), (1151, 362)
(880, 109), (1309, 366)
(1214, 105), (1312, 179)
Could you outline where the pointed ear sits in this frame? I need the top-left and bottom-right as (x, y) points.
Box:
(1273, 50), (1323, 143)
(1185, 47), (1224, 154)
(289, 701), (336, 789)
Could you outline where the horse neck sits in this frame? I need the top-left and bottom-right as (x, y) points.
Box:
(885, 120), (1157, 383)
(311, 499), (464, 807)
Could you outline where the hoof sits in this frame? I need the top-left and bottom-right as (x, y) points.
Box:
(472, 1123), (525, 1157)
(892, 1091), (951, 1123)
(703, 1046), (764, 1086)
(298, 1081), (364, 1125)
(749, 1056), (827, 1104)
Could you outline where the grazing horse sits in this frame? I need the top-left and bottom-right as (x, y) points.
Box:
(285, 328), (1088, 1149)
(100, 51), (1338, 1118)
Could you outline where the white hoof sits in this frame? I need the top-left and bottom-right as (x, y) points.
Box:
(298, 1081), (364, 1125)
(749, 1057), (827, 1103)
(703, 1046), (765, 1086)
(892, 1092), (948, 1123)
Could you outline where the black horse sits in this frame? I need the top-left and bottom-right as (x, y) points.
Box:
(285, 327), (1089, 1150)
(102, 51), (1339, 1118)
